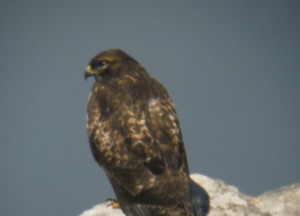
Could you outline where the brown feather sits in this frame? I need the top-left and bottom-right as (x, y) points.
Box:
(86, 49), (196, 216)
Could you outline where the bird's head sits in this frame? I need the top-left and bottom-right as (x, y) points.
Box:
(84, 49), (135, 81)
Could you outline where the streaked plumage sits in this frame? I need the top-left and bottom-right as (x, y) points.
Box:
(84, 49), (208, 216)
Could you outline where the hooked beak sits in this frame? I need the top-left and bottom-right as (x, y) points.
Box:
(84, 66), (96, 80)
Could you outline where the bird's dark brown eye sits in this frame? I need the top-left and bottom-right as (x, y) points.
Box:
(91, 61), (107, 70)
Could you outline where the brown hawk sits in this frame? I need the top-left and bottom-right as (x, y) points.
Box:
(84, 49), (208, 216)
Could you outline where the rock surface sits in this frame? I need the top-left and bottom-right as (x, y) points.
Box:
(80, 174), (300, 216)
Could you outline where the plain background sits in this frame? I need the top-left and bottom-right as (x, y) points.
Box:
(1, 1), (299, 215)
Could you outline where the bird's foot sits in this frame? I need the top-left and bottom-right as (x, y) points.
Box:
(106, 198), (121, 209)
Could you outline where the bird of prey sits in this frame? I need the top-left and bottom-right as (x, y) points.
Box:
(84, 49), (208, 216)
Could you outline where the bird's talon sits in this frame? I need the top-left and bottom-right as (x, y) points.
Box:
(106, 199), (121, 209)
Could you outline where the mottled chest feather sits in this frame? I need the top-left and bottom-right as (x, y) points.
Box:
(86, 79), (182, 169)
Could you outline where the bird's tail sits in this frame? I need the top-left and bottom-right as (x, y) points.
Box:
(190, 179), (210, 216)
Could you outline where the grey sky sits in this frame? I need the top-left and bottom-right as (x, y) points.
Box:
(1, 1), (299, 216)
